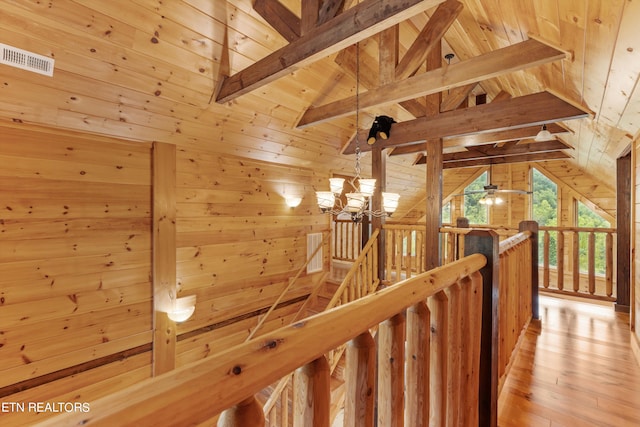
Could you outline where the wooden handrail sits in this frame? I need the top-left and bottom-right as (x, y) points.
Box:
(38, 254), (487, 427)
(246, 230), (330, 341)
(499, 230), (532, 254)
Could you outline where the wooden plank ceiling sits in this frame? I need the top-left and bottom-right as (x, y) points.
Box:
(0, 0), (637, 204)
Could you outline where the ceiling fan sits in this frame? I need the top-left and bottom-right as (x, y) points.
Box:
(454, 167), (532, 205)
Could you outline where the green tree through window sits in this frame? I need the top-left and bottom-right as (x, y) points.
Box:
(442, 201), (451, 224)
(532, 168), (558, 266)
(577, 201), (610, 274)
(464, 171), (488, 224)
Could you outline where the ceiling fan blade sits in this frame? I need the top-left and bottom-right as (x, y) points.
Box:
(495, 189), (532, 194)
(450, 190), (487, 197)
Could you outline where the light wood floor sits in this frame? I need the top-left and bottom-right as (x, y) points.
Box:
(498, 295), (640, 427)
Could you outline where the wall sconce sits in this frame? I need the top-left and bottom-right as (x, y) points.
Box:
(285, 196), (302, 208)
(167, 294), (196, 323)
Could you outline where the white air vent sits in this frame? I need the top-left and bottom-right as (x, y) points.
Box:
(0, 43), (54, 77)
(307, 233), (323, 274)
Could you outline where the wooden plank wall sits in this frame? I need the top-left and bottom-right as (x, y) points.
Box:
(0, 124), (330, 424)
(173, 145), (330, 366)
(0, 125), (154, 424)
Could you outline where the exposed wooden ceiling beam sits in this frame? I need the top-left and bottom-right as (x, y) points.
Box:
(440, 151), (571, 168)
(395, 0), (464, 80)
(444, 139), (572, 161)
(318, 0), (347, 26)
(301, 0), (321, 35)
(413, 139), (572, 165)
(439, 83), (476, 112)
(344, 91), (589, 154)
(253, 0), (300, 42)
(335, 47), (475, 117)
(298, 38), (569, 128)
(216, 0), (446, 103)
(389, 122), (570, 155)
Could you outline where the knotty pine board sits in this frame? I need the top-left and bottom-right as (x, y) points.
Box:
(0, 353), (152, 426)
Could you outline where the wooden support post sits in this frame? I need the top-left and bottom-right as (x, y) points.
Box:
(424, 33), (443, 271)
(405, 302), (430, 426)
(152, 141), (177, 376)
(465, 229), (499, 427)
(616, 152), (631, 312)
(519, 221), (539, 320)
(371, 145), (387, 280)
(293, 356), (331, 427)
(345, 332), (376, 427)
(377, 313), (405, 426)
(217, 396), (265, 427)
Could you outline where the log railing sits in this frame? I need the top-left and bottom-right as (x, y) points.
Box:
(539, 226), (616, 301)
(263, 229), (381, 424)
(338, 219), (616, 301)
(332, 219), (362, 262)
(383, 223), (426, 281)
(496, 228), (535, 389)
(327, 228), (381, 311)
(39, 255), (487, 427)
(440, 223), (617, 302)
(325, 228), (381, 371)
(463, 224), (538, 426)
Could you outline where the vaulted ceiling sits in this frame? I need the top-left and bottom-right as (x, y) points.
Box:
(0, 0), (637, 214)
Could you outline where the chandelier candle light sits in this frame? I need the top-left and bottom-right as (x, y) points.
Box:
(315, 42), (400, 222)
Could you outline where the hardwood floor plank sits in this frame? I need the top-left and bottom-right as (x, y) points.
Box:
(498, 295), (640, 427)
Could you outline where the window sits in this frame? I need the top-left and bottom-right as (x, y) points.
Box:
(532, 168), (558, 266)
(442, 201), (451, 224)
(463, 171), (488, 224)
(577, 201), (610, 274)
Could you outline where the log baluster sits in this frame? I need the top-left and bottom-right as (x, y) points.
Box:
(543, 230), (550, 288)
(344, 332), (376, 427)
(588, 231), (596, 294)
(428, 290), (449, 427)
(606, 232), (613, 297)
(445, 283), (462, 427)
(572, 231), (580, 292)
(557, 230), (565, 290)
(293, 356), (330, 427)
(377, 313), (406, 427)
(405, 302), (430, 426)
(217, 396), (265, 427)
